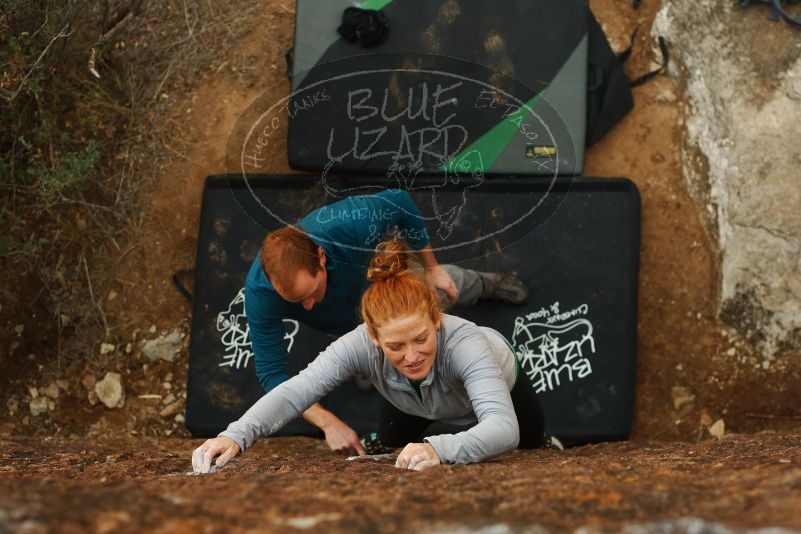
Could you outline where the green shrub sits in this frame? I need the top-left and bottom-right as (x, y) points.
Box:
(1, 1), (127, 258)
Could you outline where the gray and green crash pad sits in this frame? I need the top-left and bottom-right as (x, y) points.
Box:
(286, 0), (587, 176)
(185, 175), (640, 447)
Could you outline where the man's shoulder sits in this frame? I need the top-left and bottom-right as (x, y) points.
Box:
(244, 254), (281, 311)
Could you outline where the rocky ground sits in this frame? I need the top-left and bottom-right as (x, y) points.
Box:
(1, 432), (800, 533)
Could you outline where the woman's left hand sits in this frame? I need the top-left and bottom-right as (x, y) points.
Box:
(395, 442), (441, 471)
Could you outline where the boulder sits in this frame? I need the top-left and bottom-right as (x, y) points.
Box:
(653, 2), (801, 359)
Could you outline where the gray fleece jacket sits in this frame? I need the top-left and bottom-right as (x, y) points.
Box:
(219, 314), (520, 464)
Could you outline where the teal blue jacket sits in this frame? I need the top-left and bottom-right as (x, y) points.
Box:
(244, 189), (431, 391)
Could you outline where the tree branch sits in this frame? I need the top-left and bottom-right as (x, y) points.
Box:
(5, 23), (73, 103)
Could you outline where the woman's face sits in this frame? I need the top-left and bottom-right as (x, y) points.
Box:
(371, 311), (440, 381)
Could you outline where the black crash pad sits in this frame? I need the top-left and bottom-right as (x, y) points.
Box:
(186, 175), (640, 446)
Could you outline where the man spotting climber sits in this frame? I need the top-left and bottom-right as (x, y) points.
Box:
(245, 188), (528, 456)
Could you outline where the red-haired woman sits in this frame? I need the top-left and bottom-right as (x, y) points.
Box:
(193, 240), (547, 473)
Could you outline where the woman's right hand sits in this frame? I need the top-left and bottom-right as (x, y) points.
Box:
(395, 442), (441, 471)
(192, 436), (240, 474)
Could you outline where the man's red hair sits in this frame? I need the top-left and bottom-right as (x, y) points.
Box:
(261, 226), (321, 290)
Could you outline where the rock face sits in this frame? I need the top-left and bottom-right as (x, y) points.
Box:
(94, 372), (125, 409)
(654, 2), (801, 359)
(141, 329), (183, 362)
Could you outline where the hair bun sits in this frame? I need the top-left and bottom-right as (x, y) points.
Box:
(366, 240), (411, 283)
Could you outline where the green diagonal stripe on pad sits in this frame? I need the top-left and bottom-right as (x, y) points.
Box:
(361, 0), (392, 9)
(440, 91), (544, 173)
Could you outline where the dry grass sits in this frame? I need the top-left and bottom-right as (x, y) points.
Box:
(0, 0), (266, 415)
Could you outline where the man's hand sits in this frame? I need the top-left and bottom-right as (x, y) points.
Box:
(302, 403), (366, 456)
(192, 436), (240, 474)
(395, 442), (441, 471)
(322, 417), (366, 456)
(424, 265), (458, 304)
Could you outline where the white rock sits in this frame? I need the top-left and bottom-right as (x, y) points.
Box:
(174, 413), (185, 424)
(94, 372), (125, 409)
(709, 419), (725, 439)
(100, 343), (116, 355)
(29, 397), (48, 417)
(28, 387), (39, 399)
(141, 329), (183, 362)
(43, 383), (60, 399)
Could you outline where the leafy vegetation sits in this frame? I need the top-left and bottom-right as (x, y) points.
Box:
(1, 1), (135, 258)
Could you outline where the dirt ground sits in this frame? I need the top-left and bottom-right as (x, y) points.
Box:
(1, 432), (800, 533)
(3, 0), (801, 531)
